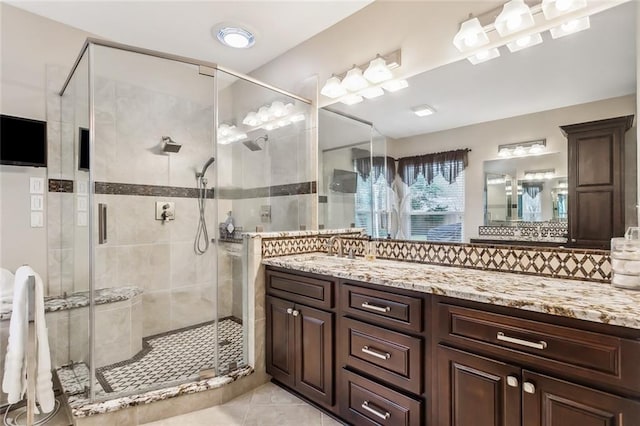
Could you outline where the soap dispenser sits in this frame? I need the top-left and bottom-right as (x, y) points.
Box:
(364, 236), (377, 261)
(224, 211), (235, 236)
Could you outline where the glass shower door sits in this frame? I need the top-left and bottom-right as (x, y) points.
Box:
(89, 44), (217, 400)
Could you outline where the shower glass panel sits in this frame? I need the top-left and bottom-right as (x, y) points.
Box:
(89, 44), (217, 400)
(318, 108), (373, 231)
(215, 70), (313, 372)
(54, 50), (92, 399)
(371, 128), (390, 238)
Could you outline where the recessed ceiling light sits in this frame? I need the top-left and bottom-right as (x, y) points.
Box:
(412, 105), (436, 117)
(216, 26), (255, 49)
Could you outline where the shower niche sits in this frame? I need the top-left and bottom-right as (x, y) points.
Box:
(47, 38), (314, 408)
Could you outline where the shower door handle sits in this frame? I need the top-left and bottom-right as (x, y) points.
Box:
(98, 203), (108, 244)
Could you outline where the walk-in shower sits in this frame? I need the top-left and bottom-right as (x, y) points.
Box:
(41, 37), (314, 411)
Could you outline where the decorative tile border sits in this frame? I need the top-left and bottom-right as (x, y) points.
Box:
(95, 182), (214, 199)
(261, 232), (611, 283)
(479, 223), (568, 240)
(218, 181), (317, 200)
(261, 229), (364, 257)
(49, 178), (74, 193)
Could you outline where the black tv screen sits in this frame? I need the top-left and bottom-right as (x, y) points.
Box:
(0, 115), (47, 167)
(79, 127), (89, 171)
(330, 169), (357, 193)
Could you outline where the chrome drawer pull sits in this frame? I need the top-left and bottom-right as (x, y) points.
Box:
(361, 302), (391, 313)
(362, 346), (391, 360)
(497, 332), (547, 350)
(361, 401), (390, 420)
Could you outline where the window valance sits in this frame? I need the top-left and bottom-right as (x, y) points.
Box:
(352, 148), (396, 185)
(397, 148), (469, 186)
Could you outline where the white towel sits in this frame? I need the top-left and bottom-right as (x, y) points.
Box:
(0, 268), (14, 305)
(1, 266), (55, 413)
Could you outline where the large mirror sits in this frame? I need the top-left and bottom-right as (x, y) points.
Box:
(319, 1), (636, 246)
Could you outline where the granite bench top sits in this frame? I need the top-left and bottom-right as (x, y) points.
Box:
(0, 286), (143, 320)
(262, 253), (640, 329)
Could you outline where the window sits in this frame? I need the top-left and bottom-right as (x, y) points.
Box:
(409, 172), (464, 242)
(355, 172), (391, 237)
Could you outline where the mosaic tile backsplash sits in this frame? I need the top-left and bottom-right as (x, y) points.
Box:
(261, 232), (611, 283)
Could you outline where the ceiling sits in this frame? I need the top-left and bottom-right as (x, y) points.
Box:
(8, 0), (372, 74)
(328, 2), (636, 141)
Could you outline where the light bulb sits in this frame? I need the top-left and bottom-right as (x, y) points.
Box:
(257, 106), (271, 122)
(465, 32), (479, 47)
(342, 66), (369, 92)
(513, 146), (526, 156)
(506, 14), (523, 31)
(498, 148), (512, 158)
(269, 101), (286, 117)
(320, 75), (347, 99)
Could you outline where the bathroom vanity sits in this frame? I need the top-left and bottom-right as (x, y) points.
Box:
(263, 254), (640, 426)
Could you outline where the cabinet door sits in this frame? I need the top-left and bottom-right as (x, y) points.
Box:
(294, 304), (334, 407)
(266, 296), (295, 388)
(436, 345), (521, 426)
(522, 371), (640, 426)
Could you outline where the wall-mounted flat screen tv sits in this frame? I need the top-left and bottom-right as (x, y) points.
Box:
(330, 169), (357, 193)
(0, 114), (47, 167)
(79, 127), (89, 171)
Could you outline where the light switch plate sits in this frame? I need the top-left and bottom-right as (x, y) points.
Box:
(29, 177), (44, 194)
(30, 195), (43, 211)
(30, 212), (44, 227)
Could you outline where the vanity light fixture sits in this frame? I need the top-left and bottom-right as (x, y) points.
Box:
(549, 16), (590, 38)
(524, 168), (555, 180)
(320, 75), (347, 99)
(340, 93), (364, 106)
(541, 0), (587, 20)
(507, 32), (543, 52)
(341, 66), (369, 92)
(497, 139), (546, 158)
(495, 0), (535, 36)
(363, 55), (394, 84)
(467, 48), (501, 65)
(412, 105), (436, 117)
(453, 17), (490, 52)
(238, 101), (304, 135)
(217, 124), (248, 145)
(455, 0), (597, 64)
(320, 49), (407, 105)
(381, 79), (409, 92)
(359, 86), (385, 99)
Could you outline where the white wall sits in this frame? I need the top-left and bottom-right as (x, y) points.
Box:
(389, 95), (637, 241)
(0, 4), (89, 279)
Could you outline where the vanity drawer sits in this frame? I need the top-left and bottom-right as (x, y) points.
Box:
(266, 268), (334, 309)
(437, 302), (640, 394)
(339, 369), (422, 426)
(341, 317), (423, 395)
(340, 283), (423, 333)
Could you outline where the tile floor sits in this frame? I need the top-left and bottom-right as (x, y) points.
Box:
(142, 382), (343, 426)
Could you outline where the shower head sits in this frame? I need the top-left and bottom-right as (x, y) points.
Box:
(161, 136), (182, 153)
(243, 135), (268, 151)
(196, 157), (215, 178)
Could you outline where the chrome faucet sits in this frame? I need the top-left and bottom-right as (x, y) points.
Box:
(327, 235), (344, 257)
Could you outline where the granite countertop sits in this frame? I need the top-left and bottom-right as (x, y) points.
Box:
(262, 253), (640, 329)
(0, 286), (143, 320)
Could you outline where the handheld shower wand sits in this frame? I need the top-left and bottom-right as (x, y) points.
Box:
(195, 157), (215, 255)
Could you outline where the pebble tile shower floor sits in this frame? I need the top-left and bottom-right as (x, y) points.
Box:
(57, 318), (244, 397)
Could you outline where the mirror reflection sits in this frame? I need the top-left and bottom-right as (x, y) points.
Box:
(319, 2), (636, 247)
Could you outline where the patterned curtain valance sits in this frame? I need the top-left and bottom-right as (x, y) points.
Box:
(397, 148), (470, 186)
(352, 148), (396, 185)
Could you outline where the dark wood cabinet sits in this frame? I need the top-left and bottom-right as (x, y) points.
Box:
(436, 345), (521, 426)
(522, 371), (640, 426)
(265, 268), (640, 426)
(266, 268), (336, 409)
(561, 115), (634, 248)
(294, 304), (334, 406)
